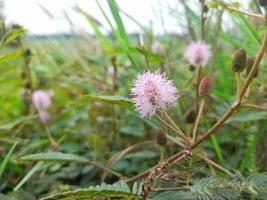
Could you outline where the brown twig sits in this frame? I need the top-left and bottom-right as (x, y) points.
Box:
(240, 103), (267, 112)
(217, 0), (265, 22)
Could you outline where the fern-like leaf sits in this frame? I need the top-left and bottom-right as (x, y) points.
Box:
(41, 182), (142, 200)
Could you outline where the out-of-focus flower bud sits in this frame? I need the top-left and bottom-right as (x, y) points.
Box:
(245, 57), (258, 78)
(184, 108), (197, 123)
(156, 129), (167, 146)
(199, 75), (212, 97)
(232, 48), (247, 72)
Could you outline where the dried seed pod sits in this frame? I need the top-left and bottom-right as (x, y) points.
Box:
(184, 108), (197, 123)
(156, 129), (167, 146)
(199, 75), (212, 97)
(259, 0), (267, 7)
(245, 57), (258, 78)
(232, 48), (247, 72)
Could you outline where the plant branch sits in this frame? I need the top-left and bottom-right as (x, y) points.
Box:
(217, 0), (265, 22)
(191, 32), (267, 149)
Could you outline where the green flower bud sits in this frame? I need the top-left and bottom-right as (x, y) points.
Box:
(184, 108), (197, 124)
(156, 129), (167, 146)
(246, 57), (258, 78)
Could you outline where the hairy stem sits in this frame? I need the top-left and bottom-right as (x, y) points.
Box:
(192, 98), (205, 142)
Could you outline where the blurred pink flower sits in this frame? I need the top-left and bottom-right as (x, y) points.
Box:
(131, 71), (178, 118)
(107, 66), (115, 76)
(151, 41), (165, 55)
(38, 111), (51, 124)
(32, 90), (53, 110)
(96, 116), (104, 122)
(184, 41), (211, 67)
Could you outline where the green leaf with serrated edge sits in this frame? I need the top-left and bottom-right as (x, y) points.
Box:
(81, 95), (134, 108)
(19, 152), (89, 163)
(40, 182), (139, 200)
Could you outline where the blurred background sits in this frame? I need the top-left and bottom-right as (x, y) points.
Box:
(0, 0), (266, 199)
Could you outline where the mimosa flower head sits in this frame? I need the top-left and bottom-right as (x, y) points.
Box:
(185, 41), (211, 67)
(131, 71), (178, 118)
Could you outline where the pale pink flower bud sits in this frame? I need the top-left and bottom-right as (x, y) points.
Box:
(96, 116), (104, 122)
(38, 111), (51, 124)
(131, 71), (178, 118)
(185, 41), (211, 67)
(107, 66), (115, 76)
(151, 41), (165, 55)
(32, 90), (53, 110)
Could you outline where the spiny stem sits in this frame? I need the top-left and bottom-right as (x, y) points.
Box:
(195, 67), (202, 111)
(240, 103), (267, 112)
(235, 72), (241, 99)
(186, 124), (192, 145)
(162, 111), (185, 138)
(42, 121), (57, 149)
(192, 98), (205, 142)
(159, 146), (165, 161)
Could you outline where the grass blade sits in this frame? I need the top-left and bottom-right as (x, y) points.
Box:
(0, 142), (18, 179)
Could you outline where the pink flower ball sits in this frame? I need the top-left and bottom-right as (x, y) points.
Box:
(32, 90), (53, 110)
(131, 71), (178, 118)
(184, 41), (211, 67)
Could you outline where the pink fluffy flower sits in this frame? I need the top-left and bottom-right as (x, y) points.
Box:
(32, 90), (53, 110)
(184, 41), (211, 67)
(131, 71), (178, 118)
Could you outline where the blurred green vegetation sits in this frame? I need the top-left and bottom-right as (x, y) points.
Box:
(0, 0), (267, 199)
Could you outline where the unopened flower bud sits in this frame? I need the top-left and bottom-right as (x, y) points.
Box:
(156, 129), (167, 146)
(24, 48), (31, 57)
(184, 108), (197, 123)
(259, 0), (267, 7)
(232, 48), (247, 72)
(199, 75), (212, 97)
(246, 57), (258, 78)
(189, 64), (195, 71)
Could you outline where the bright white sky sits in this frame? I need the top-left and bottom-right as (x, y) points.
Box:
(3, 0), (184, 35)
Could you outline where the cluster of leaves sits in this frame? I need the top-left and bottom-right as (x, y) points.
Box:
(152, 172), (267, 200)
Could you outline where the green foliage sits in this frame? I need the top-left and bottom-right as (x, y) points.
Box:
(81, 95), (134, 108)
(152, 173), (267, 200)
(41, 182), (142, 200)
(0, 28), (27, 47)
(19, 152), (90, 163)
(0, 142), (18, 179)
